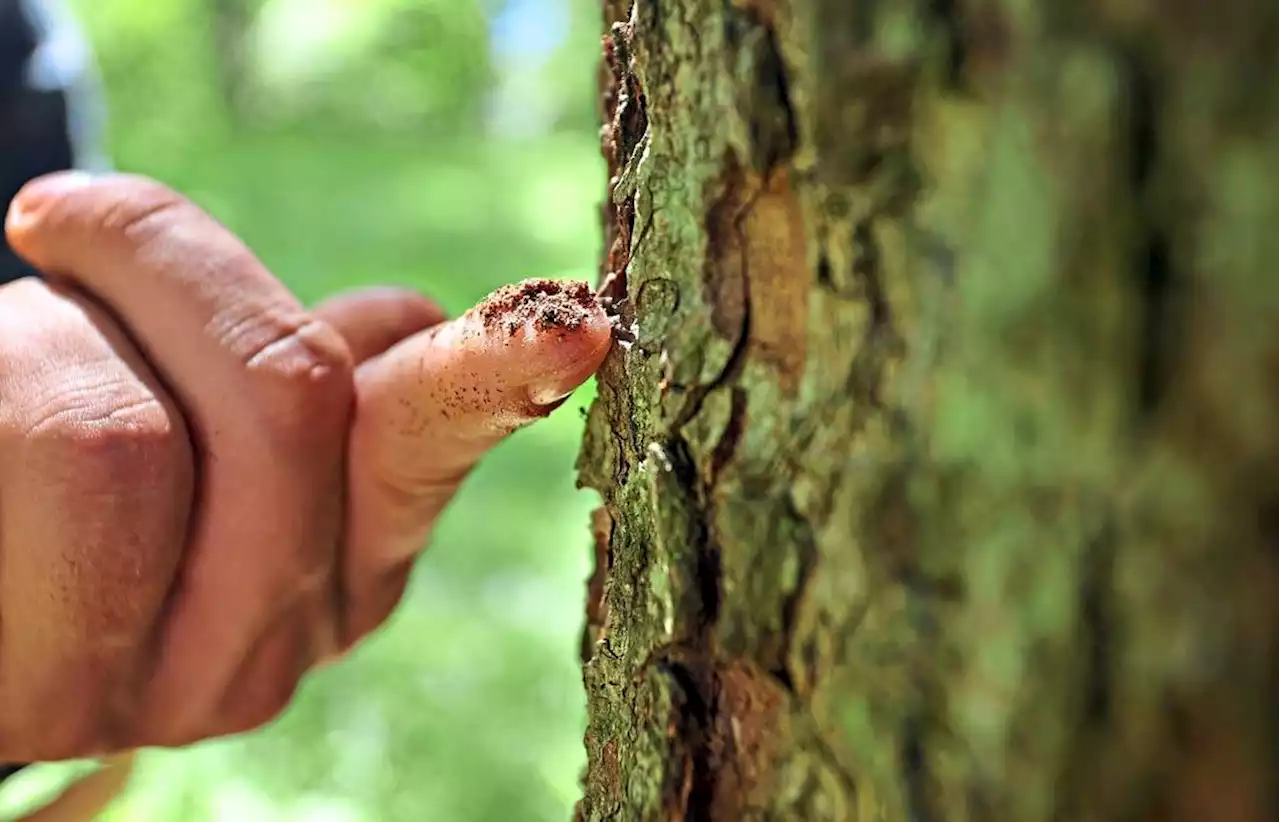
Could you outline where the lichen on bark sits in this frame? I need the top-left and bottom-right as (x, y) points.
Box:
(576, 1), (1277, 820)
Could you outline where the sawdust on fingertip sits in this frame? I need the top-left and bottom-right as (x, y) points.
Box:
(476, 278), (601, 338)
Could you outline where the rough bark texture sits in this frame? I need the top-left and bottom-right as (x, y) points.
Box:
(575, 1), (1277, 820)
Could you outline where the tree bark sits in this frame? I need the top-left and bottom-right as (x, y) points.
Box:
(207, 0), (254, 124)
(575, 0), (1276, 820)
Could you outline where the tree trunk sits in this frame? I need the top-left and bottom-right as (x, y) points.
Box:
(207, 0), (254, 125)
(575, 0), (1276, 820)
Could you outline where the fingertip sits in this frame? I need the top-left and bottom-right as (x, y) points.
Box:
(5, 171), (97, 240)
(4, 172), (189, 276)
(463, 277), (613, 407)
(351, 277), (611, 499)
(368, 277), (613, 425)
(521, 307), (613, 406)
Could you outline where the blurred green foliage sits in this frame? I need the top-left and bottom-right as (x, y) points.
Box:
(0, 0), (608, 819)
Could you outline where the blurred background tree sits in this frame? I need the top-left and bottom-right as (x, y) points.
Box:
(0, 0), (608, 820)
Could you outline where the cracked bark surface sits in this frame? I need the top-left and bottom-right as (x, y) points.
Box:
(576, 1), (1277, 820)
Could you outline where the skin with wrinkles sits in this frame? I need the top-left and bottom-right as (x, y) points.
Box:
(0, 171), (612, 762)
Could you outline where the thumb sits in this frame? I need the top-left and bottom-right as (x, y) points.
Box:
(339, 278), (612, 646)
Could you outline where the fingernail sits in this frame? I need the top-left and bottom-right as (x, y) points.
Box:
(528, 382), (578, 407)
(7, 171), (96, 227)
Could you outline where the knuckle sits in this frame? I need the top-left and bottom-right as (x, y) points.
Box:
(235, 680), (300, 735)
(240, 316), (354, 441)
(23, 379), (185, 485)
(4, 680), (129, 761)
(96, 177), (190, 246)
(220, 662), (306, 739)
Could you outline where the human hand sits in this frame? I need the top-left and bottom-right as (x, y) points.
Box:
(0, 172), (611, 761)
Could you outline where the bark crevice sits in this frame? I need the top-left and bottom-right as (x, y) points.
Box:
(1120, 50), (1178, 420)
